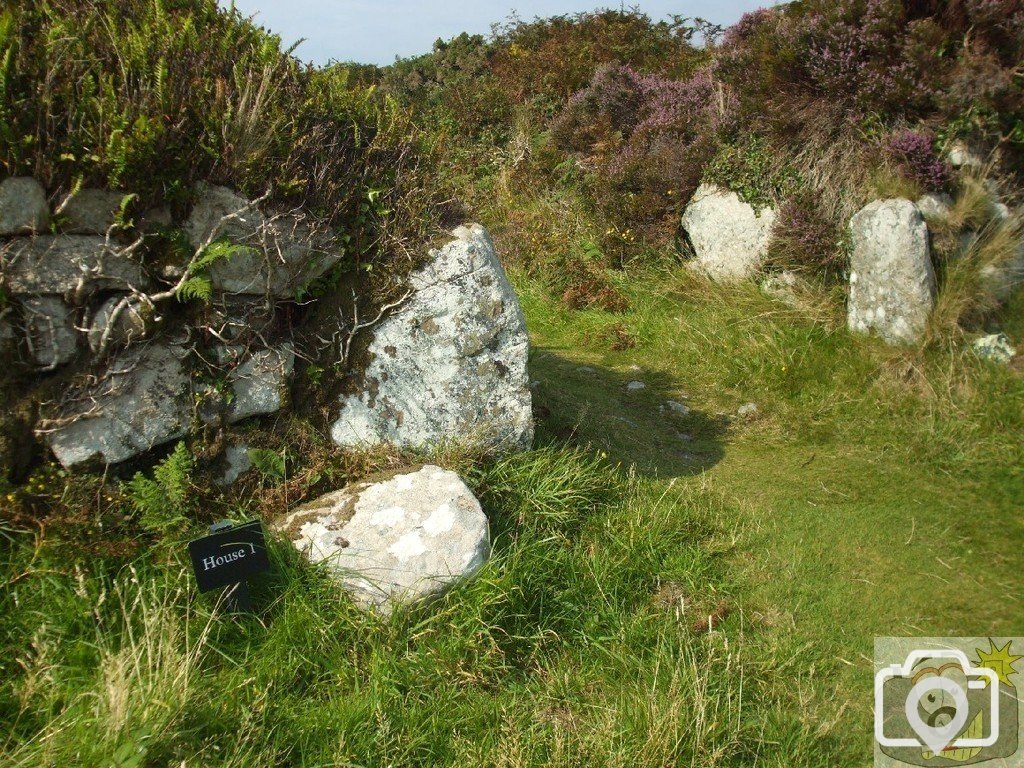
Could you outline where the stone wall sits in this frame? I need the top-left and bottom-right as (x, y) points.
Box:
(0, 177), (533, 475)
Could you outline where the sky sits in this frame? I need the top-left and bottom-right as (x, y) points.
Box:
(221, 1), (779, 66)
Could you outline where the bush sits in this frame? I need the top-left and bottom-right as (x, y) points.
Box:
(884, 128), (949, 190)
(0, 0), (442, 250)
(766, 193), (844, 276)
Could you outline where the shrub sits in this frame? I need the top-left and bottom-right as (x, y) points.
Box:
(0, 0), (442, 253)
(884, 128), (949, 190)
(766, 193), (844, 276)
(703, 135), (797, 210)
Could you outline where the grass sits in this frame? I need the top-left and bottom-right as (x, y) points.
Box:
(3, 260), (1021, 766)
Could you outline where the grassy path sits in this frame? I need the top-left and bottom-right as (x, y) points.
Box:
(519, 266), (1024, 763)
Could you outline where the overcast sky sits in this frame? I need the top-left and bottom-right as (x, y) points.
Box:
(221, 1), (777, 66)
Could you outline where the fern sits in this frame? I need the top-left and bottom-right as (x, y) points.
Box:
(192, 238), (251, 271)
(248, 448), (287, 481)
(128, 442), (194, 532)
(175, 276), (212, 303)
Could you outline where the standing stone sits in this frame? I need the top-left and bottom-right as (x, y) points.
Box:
(331, 224), (533, 452)
(848, 199), (935, 345)
(22, 296), (78, 368)
(275, 465), (490, 613)
(41, 342), (192, 468)
(59, 189), (127, 234)
(681, 184), (777, 280)
(0, 178), (50, 235)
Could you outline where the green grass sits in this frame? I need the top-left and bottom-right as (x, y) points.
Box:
(2, 265), (1022, 766)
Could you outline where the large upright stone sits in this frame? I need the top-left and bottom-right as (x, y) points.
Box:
(41, 342), (192, 468)
(681, 184), (777, 280)
(276, 465), (490, 613)
(847, 199), (935, 345)
(1, 236), (147, 295)
(184, 183), (341, 298)
(330, 224), (533, 452)
(0, 178), (50, 235)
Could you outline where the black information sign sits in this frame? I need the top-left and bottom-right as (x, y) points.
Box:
(188, 520), (270, 597)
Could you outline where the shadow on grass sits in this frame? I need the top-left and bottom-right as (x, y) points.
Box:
(528, 346), (728, 478)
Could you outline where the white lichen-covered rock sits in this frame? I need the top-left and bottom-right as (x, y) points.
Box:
(681, 184), (777, 280)
(946, 141), (984, 171)
(22, 296), (78, 368)
(331, 224), (533, 452)
(0, 177), (50, 235)
(184, 183), (341, 298)
(848, 199), (935, 345)
(59, 189), (127, 234)
(41, 342), (192, 468)
(1, 236), (147, 295)
(276, 465), (489, 613)
(916, 193), (953, 221)
(972, 333), (1016, 364)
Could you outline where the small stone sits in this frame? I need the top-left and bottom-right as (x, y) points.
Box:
(0, 177), (50, 235)
(185, 182), (341, 298)
(59, 189), (128, 234)
(972, 333), (1016, 364)
(737, 402), (759, 418)
(22, 296), (78, 368)
(202, 343), (294, 424)
(275, 465), (490, 613)
(915, 193), (953, 221)
(139, 206), (173, 231)
(226, 344), (294, 422)
(626, 380), (646, 391)
(87, 295), (150, 352)
(627, 364), (641, 372)
(663, 400), (690, 415)
(760, 270), (805, 307)
(577, 365), (596, 373)
(215, 442), (252, 486)
(946, 141), (984, 170)
(676, 432), (693, 442)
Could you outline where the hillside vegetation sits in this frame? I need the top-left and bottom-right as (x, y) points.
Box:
(2, 2), (1023, 766)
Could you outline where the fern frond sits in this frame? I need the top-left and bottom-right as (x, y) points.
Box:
(176, 276), (213, 303)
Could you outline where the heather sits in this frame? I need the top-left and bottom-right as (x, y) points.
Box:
(0, 0), (442, 259)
